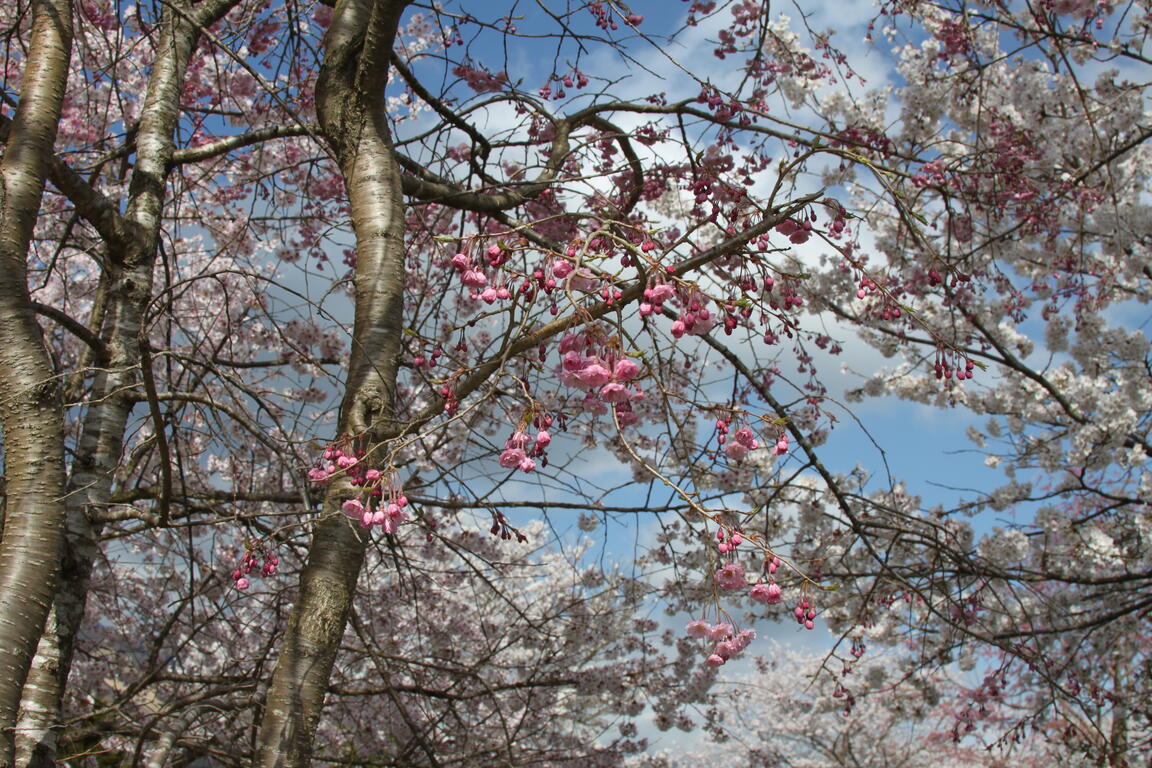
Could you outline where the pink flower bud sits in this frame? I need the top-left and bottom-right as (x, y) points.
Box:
(461, 268), (487, 287)
(749, 582), (783, 604)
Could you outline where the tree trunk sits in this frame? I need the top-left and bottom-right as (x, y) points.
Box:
(0, 0), (73, 765)
(13, 2), (238, 764)
(255, 1), (410, 766)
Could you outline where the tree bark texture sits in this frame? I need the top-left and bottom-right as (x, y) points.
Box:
(12, 2), (239, 765)
(255, 1), (411, 766)
(0, 0), (73, 765)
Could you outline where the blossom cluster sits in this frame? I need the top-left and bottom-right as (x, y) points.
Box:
(232, 546), (278, 590)
(449, 246), (513, 302)
(307, 443), (375, 486)
(307, 443), (410, 533)
(498, 426), (551, 473)
(341, 492), (409, 533)
(555, 331), (645, 426)
(715, 416), (789, 463)
(668, 289), (717, 339)
(682, 552), (799, 663)
(685, 619), (756, 667)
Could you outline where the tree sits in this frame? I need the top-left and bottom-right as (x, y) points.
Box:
(0, 0), (1148, 766)
(0, 0), (72, 765)
(629, 644), (1085, 768)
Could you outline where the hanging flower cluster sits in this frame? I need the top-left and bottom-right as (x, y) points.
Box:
(307, 442), (409, 534)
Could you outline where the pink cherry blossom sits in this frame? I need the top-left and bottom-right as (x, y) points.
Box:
(723, 442), (750, 462)
(686, 619), (711, 638)
(613, 358), (639, 381)
(460, 268), (487, 287)
(598, 382), (631, 403)
(750, 582), (783, 605)
(577, 363), (611, 388)
(715, 562), (747, 590)
(705, 622), (733, 642)
(499, 448), (526, 469)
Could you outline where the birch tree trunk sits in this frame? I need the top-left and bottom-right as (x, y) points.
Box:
(0, 0), (72, 765)
(255, 1), (410, 765)
(12, 2), (238, 765)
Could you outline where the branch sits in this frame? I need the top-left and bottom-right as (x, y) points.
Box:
(396, 107), (642, 214)
(30, 301), (108, 362)
(169, 123), (321, 166)
(0, 113), (136, 251)
(137, 340), (172, 527)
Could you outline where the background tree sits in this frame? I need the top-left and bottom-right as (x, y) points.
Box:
(629, 644), (1085, 768)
